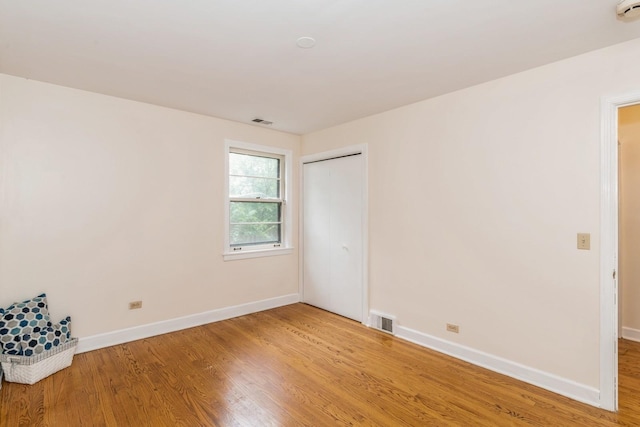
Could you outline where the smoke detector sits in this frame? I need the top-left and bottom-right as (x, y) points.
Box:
(617, 0), (640, 18)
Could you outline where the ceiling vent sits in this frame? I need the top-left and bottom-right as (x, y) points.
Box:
(251, 118), (273, 126)
(617, 0), (640, 18)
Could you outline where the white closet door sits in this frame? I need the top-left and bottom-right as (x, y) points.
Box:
(303, 154), (363, 321)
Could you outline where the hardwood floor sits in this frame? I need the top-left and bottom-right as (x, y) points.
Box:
(1, 303), (639, 426)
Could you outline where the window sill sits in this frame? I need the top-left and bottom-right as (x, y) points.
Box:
(223, 247), (293, 261)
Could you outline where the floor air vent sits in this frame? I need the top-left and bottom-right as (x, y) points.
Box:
(370, 311), (396, 335)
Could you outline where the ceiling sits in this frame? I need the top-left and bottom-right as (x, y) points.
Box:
(1, 1), (640, 135)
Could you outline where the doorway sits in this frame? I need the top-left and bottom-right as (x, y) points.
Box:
(618, 105), (640, 337)
(300, 145), (368, 323)
(601, 91), (640, 411)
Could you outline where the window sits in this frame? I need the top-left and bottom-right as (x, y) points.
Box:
(229, 151), (282, 247)
(224, 140), (292, 260)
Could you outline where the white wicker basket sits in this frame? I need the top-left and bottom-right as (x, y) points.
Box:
(0, 338), (78, 385)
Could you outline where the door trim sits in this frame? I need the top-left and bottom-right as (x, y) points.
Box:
(299, 144), (369, 324)
(600, 90), (640, 411)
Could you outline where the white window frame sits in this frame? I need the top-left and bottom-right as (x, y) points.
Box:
(224, 139), (293, 261)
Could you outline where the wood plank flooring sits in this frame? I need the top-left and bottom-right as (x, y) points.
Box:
(1, 303), (639, 426)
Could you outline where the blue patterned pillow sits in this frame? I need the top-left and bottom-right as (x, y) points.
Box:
(20, 321), (69, 356)
(0, 303), (22, 355)
(58, 316), (72, 340)
(0, 294), (50, 355)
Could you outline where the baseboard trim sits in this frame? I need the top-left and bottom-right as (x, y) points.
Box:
(396, 326), (601, 408)
(622, 327), (640, 342)
(76, 293), (300, 354)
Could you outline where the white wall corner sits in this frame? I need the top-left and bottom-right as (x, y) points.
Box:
(622, 327), (640, 342)
(76, 293), (300, 354)
(395, 325), (601, 408)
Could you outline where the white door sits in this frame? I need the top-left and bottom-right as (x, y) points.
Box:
(303, 153), (364, 321)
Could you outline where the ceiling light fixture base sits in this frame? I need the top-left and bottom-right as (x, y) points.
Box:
(296, 37), (316, 49)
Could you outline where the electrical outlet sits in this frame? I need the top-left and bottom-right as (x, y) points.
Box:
(129, 301), (143, 310)
(446, 323), (459, 333)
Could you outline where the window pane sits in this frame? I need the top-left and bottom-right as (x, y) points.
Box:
(229, 176), (279, 198)
(230, 202), (280, 223)
(229, 152), (279, 178)
(230, 224), (281, 246)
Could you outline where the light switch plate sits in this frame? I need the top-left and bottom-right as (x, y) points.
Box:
(577, 233), (590, 250)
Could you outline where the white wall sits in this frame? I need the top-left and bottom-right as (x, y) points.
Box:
(620, 105), (640, 337)
(302, 38), (640, 389)
(0, 74), (300, 339)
